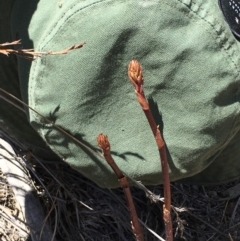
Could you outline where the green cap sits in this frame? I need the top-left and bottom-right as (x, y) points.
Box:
(5, 0), (240, 187)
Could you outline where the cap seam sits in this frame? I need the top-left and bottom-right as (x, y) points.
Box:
(38, 0), (111, 51)
(180, 0), (240, 164)
(180, 0), (240, 77)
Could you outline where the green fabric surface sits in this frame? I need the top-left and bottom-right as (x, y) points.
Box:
(5, 0), (240, 188)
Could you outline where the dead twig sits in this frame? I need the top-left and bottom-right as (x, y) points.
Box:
(128, 60), (173, 241)
(97, 133), (144, 241)
(0, 40), (85, 59)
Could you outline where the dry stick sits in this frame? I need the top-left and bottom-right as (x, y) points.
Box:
(97, 134), (144, 241)
(0, 39), (85, 59)
(128, 60), (173, 241)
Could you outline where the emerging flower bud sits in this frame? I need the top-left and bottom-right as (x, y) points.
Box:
(128, 59), (144, 87)
(97, 133), (110, 152)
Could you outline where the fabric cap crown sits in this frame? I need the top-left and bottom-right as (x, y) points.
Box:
(10, 0), (240, 188)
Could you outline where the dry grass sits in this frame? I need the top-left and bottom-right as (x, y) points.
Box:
(0, 40), (85, 60)
(1, 131), (240, 241)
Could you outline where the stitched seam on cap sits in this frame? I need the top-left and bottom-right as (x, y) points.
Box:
(29, 56), (46, 121)
(178, 0), (240, 155)
(180, 0), (240, 77)
(33, 0), (112, 118)
(160, 1), (240, 165)
(39, 0), (111, 50)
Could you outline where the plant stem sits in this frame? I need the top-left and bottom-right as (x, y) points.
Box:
(97, 134), (144, 241)
(128, 60), (173, 241)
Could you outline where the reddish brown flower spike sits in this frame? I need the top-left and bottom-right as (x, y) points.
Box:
(97, 133), (110, 152)
(128, 59), (144, 87)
